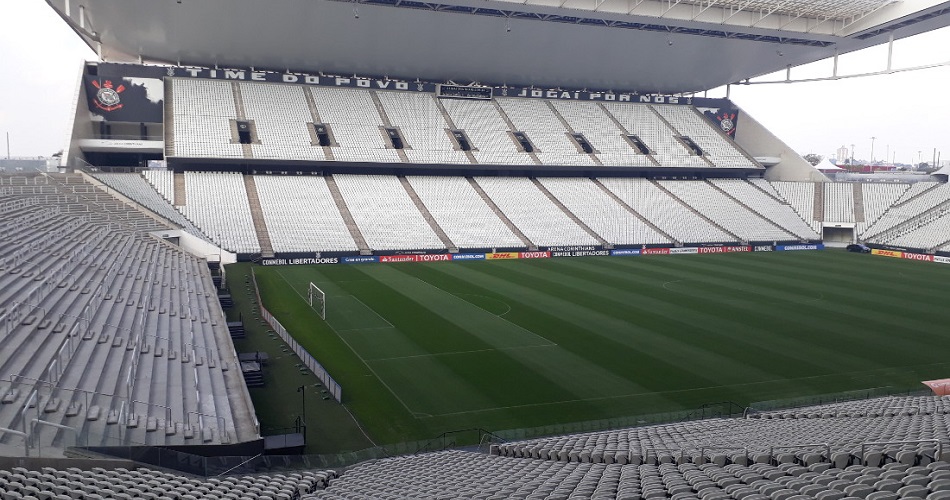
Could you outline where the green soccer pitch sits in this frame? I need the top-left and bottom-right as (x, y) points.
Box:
(248, 251), (950, 449)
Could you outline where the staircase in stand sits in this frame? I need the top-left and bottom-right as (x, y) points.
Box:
(325, 175), (372, 255)
(531, 178), (608, 246)
(591, 179), (677, 244)
(813, 182), (825, 224)
(369, 91), (409, 163)
(398, 177), (458, 252)
(652, 181), (743, 243)
(242, 176), (274, 258)
(467, 177), (536, 250)
(173, 173), (187, 207)
(706, 181), (797, 241)
(163, 79), (175, 158)
(853, 183), (866, 223)
(491, 100), (542, 165)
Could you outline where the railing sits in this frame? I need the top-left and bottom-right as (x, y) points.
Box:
(769, 443), (831, 460)
(249, 268), (343, 402)
(861, 439), (941, 463)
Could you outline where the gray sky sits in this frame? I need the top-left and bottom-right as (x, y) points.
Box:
(2, 0), (949, 165)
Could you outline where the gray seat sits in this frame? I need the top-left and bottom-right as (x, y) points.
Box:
(895, 485), (929, 498)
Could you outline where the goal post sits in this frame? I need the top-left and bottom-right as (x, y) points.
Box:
(308, 282), (326, 320)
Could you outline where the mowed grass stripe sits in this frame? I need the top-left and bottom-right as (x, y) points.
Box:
(324, 264), (614, 416)
(600, 254), (946, 364)
(252, 252), (950, 448)
(409, 260), (750, 402)
(352, 264), (653, 414)
(470, 257), (846, 386)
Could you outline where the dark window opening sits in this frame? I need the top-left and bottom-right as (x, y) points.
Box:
(451, 130), (472, 151)
(626, 135), (651, 155)
(237, 120), (252, 145)
(572, 133), (593, 154)
(385, 128), (404, 149)
(313, 123), (332, 147)
(513, 131), (534, 153)
(680, 136), (704, 156)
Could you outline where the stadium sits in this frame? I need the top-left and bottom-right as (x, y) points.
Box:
(2, 0), (950, 497)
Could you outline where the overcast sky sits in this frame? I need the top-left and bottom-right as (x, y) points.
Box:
(2, 0), (949, 165)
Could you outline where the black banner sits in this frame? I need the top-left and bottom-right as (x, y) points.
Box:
(698, 106), (741, 138)
(91, 62), (734, 109)
(84, 71), (164, 123)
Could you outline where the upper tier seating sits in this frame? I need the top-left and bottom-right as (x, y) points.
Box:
(550, 101), (656, 167)
(309, 87), (402, 163)
(441, 98), (533, 165)
(653, 105), (758, 169)
(495, 98), (598, 167)
(168, 80), (761, 169)
(377, 91), (470, 164)
(170, 79), (245, 158)
(240, 82), (325, 161)
(602, 103), (710, 168)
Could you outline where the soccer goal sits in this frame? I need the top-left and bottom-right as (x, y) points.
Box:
(308, 282), (326, 320)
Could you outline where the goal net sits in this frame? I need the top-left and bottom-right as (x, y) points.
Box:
(308, 282), (326, 320)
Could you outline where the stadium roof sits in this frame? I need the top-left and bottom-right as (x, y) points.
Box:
(47, 0), (950, 93)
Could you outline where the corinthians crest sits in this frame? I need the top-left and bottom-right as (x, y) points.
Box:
(715, 111), (737, 136)
(91, 80), (126, 112)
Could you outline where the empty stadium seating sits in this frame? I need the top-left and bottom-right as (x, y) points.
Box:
(308, 87), (402, 163)
(241, 82), (326, 161)
(332, 174), (445, 251)
(864, 184), (950, 242)
(537, 177), (671, 246)
(659, 181), (794, 242)
(0, 173), (256, 456)
(405, 176), (524, 249)
(0, 465), (335, 499)
(653, 105), (758, 169)
(253, 175), (358, 253)
(75, 173), (950, 255)
(474, 176), (600, 247)
(167, 79), (764, 169)
(170, 79), (245, 158)
(313, 450), (950, 500)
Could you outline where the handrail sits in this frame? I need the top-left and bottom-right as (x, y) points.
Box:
(215, 453), (263, 477)
(769, 443), (831, 460)
(30, 419), (80, 449)
(0, 427), (29, 456)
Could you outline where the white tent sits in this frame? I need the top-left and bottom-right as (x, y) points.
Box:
(816, 158), (845, 172)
